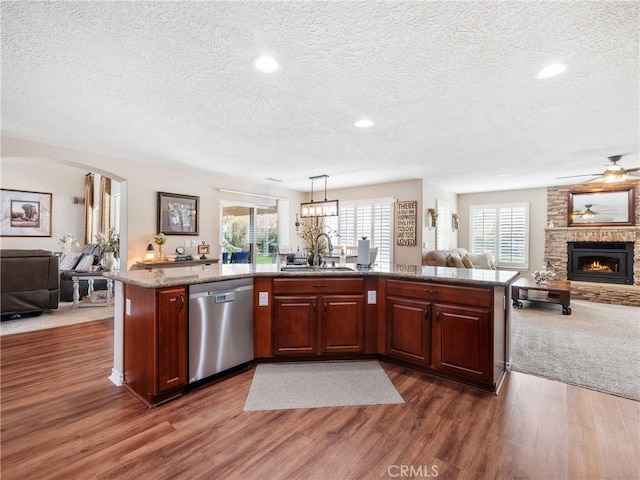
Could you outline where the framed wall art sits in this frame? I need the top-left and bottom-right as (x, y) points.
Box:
(158, 191), (199, 235)
(396, 200), (417, 246)
(0, 188), (52, 237)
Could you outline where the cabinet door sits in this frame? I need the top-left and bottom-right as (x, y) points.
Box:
(156, 287), (187, 394)
(386, 296), (431, 365)
(273, 296), (318, 355)
(433, 304), (491, 383)
(321, 294), (365, 354)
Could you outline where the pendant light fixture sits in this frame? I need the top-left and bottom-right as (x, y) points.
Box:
(300, 174), (339, 218)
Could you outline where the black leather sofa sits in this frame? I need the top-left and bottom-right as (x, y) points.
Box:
(0, 249), (60, 318)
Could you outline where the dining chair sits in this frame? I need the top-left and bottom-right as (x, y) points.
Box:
(230, 251), (250, 263)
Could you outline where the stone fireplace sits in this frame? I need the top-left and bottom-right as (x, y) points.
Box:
(567, 241), (634, 285)
(545, 180), (640, 306)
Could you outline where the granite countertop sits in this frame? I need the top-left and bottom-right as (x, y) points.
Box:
(104, 263), (520, 289)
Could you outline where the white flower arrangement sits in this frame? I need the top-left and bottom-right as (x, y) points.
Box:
(58, 232), (79, 254)
(532, 266), (558, 284)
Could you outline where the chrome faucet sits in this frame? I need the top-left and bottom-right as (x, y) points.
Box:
(313, 233), (333, 267)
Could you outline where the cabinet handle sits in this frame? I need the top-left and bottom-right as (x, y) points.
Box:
(424, 307), (430, 321)
(312, 303), (316, 317)
(313, 284), (326, 288)
(436, 309), (441, 322)
(179, 295), (185, 312)
(426, 289), (440, 295)
(324, 301), (328, 316)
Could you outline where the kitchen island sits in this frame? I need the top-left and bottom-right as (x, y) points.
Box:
(106, 264), (519, 406)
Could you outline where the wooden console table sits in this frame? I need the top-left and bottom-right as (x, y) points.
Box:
(133, 258), (217, 270)
(511, 278), (571, 315)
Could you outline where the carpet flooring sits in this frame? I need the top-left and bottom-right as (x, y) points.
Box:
(0, 302), (114, 335)
(244, 360), (405, 411)
(510, 299), (640, 401)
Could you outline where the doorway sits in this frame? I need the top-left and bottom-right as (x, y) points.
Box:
(221, 202), (278, 263)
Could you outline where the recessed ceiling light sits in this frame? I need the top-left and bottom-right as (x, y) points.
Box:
(354, 119), (374, 128)
(253, 56), (279, 73)
(536, 63), (567, 79)
(497, 173), (513, 178)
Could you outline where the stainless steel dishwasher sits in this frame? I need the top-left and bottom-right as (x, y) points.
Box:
(188, 278), (254, 383)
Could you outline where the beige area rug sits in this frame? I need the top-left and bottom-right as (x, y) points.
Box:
(244, 360), (404, 411)
(510, 299), (640, 401)
(0, 302), (114, 335)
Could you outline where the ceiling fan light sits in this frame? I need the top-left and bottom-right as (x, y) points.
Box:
(603, 171), (627, 183)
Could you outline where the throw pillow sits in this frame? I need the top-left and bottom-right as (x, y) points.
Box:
(461, 255), (474, 268)
(59, 252), (82, 270)
(74, 254), (95, 272)
(446, 254), (465, 268)
(467, 252), (494, 269)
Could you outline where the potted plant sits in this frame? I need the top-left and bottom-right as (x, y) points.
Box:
(95, 227), (120, 271)
(153, 232), (167, 261)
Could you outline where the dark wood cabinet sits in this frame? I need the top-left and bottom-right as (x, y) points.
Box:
(321, 295), (365, 354)
(386, 296), (430, 365)
(123, 284), (187, 407)
(432, 303), (491, 383)
(385, 279), (503, 392)
(156, 288), (188, 393)
(272, 278), (365, 357)
(273, 295), (318, 355)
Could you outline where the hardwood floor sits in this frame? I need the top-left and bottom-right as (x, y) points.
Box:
(1, 319), (638, 480)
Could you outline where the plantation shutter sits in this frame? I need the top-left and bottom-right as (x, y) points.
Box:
(328, 198), (393, 263)
(470, 203), (529, 269)
(498, 206), (527, 268)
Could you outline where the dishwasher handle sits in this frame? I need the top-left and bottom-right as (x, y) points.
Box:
(189, 284), (253, 302)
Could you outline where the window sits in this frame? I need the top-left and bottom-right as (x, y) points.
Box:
(221, 201), (278, 264)
(325, 198), (394, 264)
(469, 203), (529, 269)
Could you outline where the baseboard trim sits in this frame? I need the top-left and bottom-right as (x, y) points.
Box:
(109, 368), (124, 386)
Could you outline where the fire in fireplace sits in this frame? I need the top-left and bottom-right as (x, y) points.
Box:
(568, 242), (634, 285)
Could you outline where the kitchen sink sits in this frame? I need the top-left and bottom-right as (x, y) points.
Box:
(280, 266), (355, 272)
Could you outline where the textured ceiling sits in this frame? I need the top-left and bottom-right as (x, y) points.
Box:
(1, 1), (638, 193)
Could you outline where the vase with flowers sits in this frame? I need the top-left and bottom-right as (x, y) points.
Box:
(153, 232), (167, 261)
(297, 221), (338, 266)
(95, 227), (120, 271)
(58, 232), (79, 255)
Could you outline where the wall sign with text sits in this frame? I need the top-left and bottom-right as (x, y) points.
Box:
(396, 200), (417, 246)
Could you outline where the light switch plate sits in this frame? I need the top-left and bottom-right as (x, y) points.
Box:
(367, 290), (377, 304)
(258, 292), (269, 307)
(184, 240), (190, 248)
(125, 298), (131, 316)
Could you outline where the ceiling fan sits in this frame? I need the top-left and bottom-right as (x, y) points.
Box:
(574, 204), (614, 219)
(558, 155), (640, 183)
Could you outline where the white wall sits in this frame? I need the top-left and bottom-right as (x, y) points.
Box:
(457, 187), (547, 275)
(422, 179), (459, 254)
(1, 136), (306, 270)
(0, 159), (87, 251)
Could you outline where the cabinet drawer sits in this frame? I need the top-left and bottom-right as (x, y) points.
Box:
(273, 277), (364, 295)
(386, 279), (491, 308)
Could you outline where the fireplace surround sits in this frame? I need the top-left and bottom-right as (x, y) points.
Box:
(567, 241), (634, 285)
